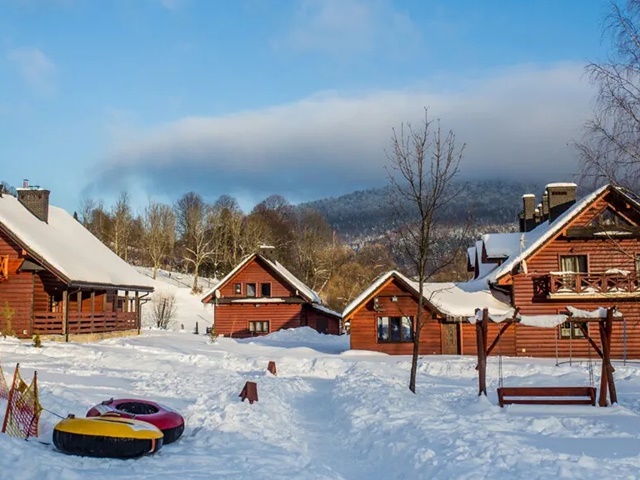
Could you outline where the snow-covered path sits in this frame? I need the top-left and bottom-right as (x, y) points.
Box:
(2, 330), (640, 479)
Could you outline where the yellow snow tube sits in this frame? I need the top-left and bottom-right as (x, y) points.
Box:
(53, 415), (164, 458)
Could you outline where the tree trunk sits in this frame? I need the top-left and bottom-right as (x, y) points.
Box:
(153, 264), (158, 280)
(409, 280), (424, 393)
(192, 263), (200, 292)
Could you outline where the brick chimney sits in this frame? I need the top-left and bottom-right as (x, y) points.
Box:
(546, 183), (577, 223)
(519, 194), (537, 232)
(258, 244), (276, 261)
(17, 179), (50, 223)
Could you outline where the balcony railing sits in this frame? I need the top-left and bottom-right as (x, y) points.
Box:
(548, 272), (640, 296)
(33, 311), (138, 335)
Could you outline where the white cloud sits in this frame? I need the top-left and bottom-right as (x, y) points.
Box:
(7, 47), (56, 94)
(273, 0), (420, 56)
(93, 63), (594, 205)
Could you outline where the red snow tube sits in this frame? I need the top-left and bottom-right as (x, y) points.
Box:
(87, 398), (185, 444)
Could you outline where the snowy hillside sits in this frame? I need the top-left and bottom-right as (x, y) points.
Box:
(135, 267), (215, 333)
(1, 327), (640, 478)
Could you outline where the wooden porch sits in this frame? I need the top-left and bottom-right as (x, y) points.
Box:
(32, 289), (141, 338)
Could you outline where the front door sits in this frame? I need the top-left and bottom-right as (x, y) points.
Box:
(316, 317), (328, 334)
(442, 323), (459, 354)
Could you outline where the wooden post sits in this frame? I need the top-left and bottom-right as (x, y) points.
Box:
(598, 320), (609, 407)
(239, 381), (258, 404)
(90, 291), (95, 331)
(135, 291), (140, 334)
(605, 308), (618, 404)
(267, 361), (277, 376)
(62, 290), (68, 342)
(476, 309), (488, 396)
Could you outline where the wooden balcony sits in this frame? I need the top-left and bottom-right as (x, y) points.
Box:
(0, 255), (8, 282)
(547, 272), (640, 298)
(33, 311), (138, 336)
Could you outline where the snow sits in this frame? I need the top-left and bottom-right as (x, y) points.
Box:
(0, 194), (153, 290)
(481, 232), (522, 259)
(310, 303), (341, 318)
(567, 306), (623, 319)
(546, 182), (578, 188)
(4, 304), (640, 477)
(467, 246), (476, 268)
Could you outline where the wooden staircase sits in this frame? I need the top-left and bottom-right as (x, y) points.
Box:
(0, 256), (8, 282)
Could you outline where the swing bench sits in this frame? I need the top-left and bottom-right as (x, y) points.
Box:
(475, 307), (618, 408)
(497, 386), (596, 407)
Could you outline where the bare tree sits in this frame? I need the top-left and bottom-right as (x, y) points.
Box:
(111, 192), (133, 261)
(175, 192), (216, 293)
(387, 109), (466, 393)
(577, 0), (640, 189)
(143, 200), (176, 279)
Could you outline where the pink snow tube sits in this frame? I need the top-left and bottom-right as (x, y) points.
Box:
(87, 398), (185, 444)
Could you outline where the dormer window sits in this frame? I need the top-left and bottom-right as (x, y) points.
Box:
(246, 283), (256, 297)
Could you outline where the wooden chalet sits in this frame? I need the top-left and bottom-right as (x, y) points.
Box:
(201, 251), (341, 337)
(0, 182), (154, 341)
(344, 183), (640, 359)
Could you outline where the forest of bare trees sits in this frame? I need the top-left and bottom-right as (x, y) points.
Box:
(72, 190), (402, 311)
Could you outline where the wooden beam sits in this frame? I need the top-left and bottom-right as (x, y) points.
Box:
(577, 324), (604, 359)
(605, 309), (618, 404)
(476, 308), (489, 396)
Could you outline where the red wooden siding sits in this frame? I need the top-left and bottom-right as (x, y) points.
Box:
(215, 303), (303, 338)
(218, 257), (296, 299)
(212, 256), (341, 337)
(0, 228), (34, 337)
(507, 189), (640, 358)
(349, 279), (442, 355)
(303, 305), (341, 335)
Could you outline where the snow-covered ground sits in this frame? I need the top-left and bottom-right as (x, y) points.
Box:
(1, 274), (640, 479)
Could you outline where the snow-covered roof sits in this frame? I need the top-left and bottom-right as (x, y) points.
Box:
(546, 182), (578, 188)
(201, 253), (322, 304)
(342, 270), (514, 321)
(481, 232), (522, 259)
(485, 184), (610, 283)
(310, 303), (342, 319)
(467, 246), (476, 268)
(0, 194), (154, 290)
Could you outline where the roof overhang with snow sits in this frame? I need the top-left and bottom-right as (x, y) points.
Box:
(342, 270), (514, 322)
(0, 194), (154, 291)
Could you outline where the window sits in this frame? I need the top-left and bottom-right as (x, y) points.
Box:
(560, 255), (588, 273)
(377, 316), (413, 343)
(234, 283), (242, 295)
(261, 283), (271, 297)
(590, 207), (632, 227)
(246, 283), (256, 297)
(560, 321), (586, 339)
(560, 255), (588, 291)
(249, 321), (270, 333)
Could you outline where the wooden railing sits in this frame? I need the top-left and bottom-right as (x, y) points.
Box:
(33, 311), (138, 336)
(0, 255), (8, 282)
(548, 272), (640, 295)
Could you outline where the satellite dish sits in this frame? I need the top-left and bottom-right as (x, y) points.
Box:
(214, 290), (221, 299)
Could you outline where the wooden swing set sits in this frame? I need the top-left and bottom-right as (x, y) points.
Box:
(475, 306), (618, 407)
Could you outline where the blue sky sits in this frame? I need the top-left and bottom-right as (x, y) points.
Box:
(1, 0), (611, 212)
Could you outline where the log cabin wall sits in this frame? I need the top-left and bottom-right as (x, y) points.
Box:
(303, 305), (341, 335)
(508, 192), (640, 358)
(0, 228), (34, 337)
(218, 257), (296, 299)
(349, 278), (442, 355)
(214, 302), (303, 338)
